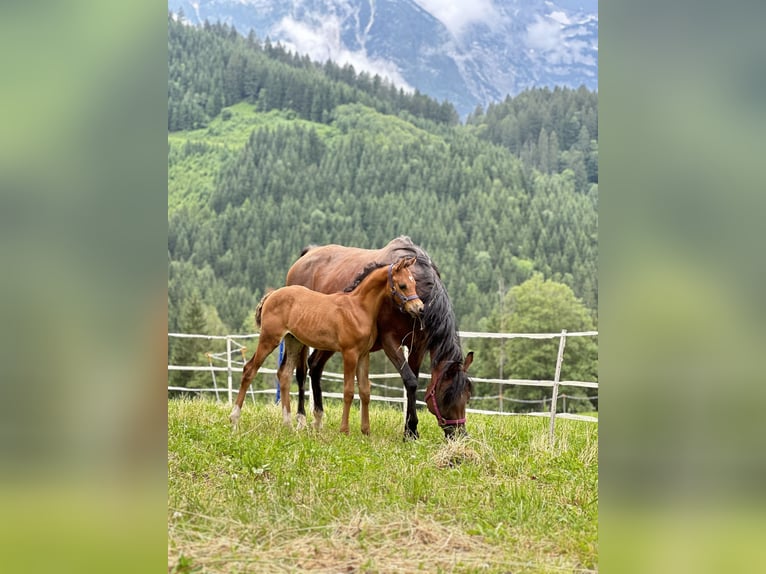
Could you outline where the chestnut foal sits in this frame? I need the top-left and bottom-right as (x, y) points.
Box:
(229, 257), (423, 435)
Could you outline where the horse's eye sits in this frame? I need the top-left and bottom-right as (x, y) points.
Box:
(399, 283), (407, 290)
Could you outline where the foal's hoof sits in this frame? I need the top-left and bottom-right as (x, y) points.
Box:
(296, 414), (307, 430)
(229, 412), (241, 431)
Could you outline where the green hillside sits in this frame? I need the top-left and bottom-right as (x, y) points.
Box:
(168, 14), (598, 390)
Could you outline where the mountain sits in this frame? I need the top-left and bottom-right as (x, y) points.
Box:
(168, 0), (597, 118)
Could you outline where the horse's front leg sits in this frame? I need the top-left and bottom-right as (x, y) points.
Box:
(339, 351), (357, 435)
(381, 333), (422, 440)
(356, 353), (371, 435)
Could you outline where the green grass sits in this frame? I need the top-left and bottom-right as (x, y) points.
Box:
(168, 398), (598, 573)
(168, 103), (340, 148)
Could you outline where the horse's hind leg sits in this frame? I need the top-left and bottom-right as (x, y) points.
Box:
(357, 353), (371, 436)
(308, 349), (333, 430)
(230, 335), (281, 428)
(294, 343), (310, 430)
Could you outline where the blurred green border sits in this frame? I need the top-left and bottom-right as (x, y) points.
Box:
(3, 1), (765, 571)
(601, 1), (766, 572)
(0, 2), (167, 572)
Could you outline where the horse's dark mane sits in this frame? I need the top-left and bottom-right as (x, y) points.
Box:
(421, 272), (473, 402)
(393, 238), (472, 404)
(343, 261), (387, 293)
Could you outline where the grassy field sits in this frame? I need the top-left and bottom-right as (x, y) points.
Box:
(168, 398), (598, 573)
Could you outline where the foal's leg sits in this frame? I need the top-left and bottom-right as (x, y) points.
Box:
(230, 334), (281, 428)
(279, 336), (304, 429)
(357, 353), (371, 436)
(277, 336), (302, 428)
(308, 349), (334, 430)
(339, 351), (358, 435)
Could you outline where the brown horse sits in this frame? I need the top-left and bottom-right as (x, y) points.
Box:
(229, 256), (423, 435)
(286, 236), (473, 439)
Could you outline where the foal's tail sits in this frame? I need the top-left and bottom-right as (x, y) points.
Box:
(299, 243), (318, 257)
(255, 290), (275, 328)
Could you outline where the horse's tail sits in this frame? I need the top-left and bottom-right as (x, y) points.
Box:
(255, 290), (274, 328)
(299, 243), (318, 257)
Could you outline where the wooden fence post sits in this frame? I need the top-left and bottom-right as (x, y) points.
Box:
(549, 330), (567, 445)
(226, 336), (233, 406)
(401, 345), (409, 416)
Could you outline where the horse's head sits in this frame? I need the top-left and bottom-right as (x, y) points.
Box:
(388, 256), (424, 317)
(425, 352), (474, 439)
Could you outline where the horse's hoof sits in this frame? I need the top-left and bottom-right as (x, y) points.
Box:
(403, 428), (419, 441)
(296, 414), (307, 430)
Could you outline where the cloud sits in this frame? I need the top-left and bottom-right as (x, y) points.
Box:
(273, 16), (412, 90)
(526, 16), (596, 66)
(412, 0), (501, 37)
(526, 16), (563, 53)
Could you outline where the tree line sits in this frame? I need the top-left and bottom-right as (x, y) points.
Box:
(168, 12), (459, 132)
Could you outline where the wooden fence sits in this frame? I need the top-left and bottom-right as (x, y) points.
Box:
(167, 330), (598, 441)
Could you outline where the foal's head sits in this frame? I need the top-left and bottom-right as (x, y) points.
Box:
(388, 256), (424, 317)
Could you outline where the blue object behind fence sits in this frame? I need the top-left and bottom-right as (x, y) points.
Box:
(275, 339), (284, 404)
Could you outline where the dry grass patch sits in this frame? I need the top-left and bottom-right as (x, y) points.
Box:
(169, 510), (593, 573)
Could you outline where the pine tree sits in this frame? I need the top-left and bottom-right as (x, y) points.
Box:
(170, 293), (210, 394)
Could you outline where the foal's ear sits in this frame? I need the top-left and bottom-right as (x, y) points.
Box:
(462, 351), (474, 372)
(393, 256), (416, 271)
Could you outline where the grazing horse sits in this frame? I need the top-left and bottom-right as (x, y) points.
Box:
(286, 236), (474, 439)
(229, 257), (423, 435)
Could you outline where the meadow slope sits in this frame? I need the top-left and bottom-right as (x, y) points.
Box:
(168, 398), (598, 573)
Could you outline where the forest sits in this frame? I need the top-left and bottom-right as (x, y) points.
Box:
(168, 13), (598, 410)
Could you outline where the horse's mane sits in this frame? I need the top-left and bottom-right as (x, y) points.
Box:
(388, 237), (473, 403)
(343, 261), (387, 293)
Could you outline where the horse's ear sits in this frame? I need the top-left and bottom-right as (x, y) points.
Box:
(463, 351), (474, 372)
(403, 256), (417, 268)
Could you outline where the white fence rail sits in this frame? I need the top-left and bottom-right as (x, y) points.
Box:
(167, 330), (598, 441)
